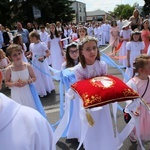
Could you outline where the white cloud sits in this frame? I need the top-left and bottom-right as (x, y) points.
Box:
(78, 0), (145, 12)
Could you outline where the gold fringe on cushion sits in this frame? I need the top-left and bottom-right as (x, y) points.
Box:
(85, 110), (94, 127)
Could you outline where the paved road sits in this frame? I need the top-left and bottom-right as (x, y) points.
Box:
(1, 45), (150, 150)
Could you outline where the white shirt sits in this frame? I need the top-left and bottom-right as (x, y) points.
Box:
(0, 93), (55, 150)
(39, 31), (49, 42)
(117, 20), (123, 32)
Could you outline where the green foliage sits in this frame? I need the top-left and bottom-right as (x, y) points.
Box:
(143, 0), (150, 16)
(0, 0), (74, 28)
(41, 0), (75, 23)
(112, 4), (135, 19)
(0, 0), (11, 26)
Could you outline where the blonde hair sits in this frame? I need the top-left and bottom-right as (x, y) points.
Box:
(0, 49), (6, 58)
(6, 44), (22, 56)
(133, 54), (150, 76)
(133, 9), (140, 18)
(29, 31), (40, 40)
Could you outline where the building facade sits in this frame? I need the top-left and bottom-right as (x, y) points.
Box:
(86, 10), (106, 22)
(71, 0), (86, 23)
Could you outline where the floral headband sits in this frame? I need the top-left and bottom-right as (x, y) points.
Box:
(143, 19), (149, 24)
(78, 36), (98, 47)
(131, 28), (141, 35)
(13, 33), (22, 39)
(65, 41), (78, 49)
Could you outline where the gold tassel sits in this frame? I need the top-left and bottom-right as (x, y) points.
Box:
(86, 110), (94, 127)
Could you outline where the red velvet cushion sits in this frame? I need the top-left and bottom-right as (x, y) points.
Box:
(71, 75), (139, 108)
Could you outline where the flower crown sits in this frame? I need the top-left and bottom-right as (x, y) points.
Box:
(65, 41), (78, 49)
(13, 33), (22, 39)
(78, 36), (98, 47)
(78, 26), (88, 30)
(131, 28), (141, 35)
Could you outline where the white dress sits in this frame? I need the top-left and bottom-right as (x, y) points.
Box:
(61, 60), (78, 70)
(10, 65), (36, 109)
(0, 57), (9, 80)
(0, 93), (55, 150)
(73, 60), (117, 150)
(60, 63), (79, 140)
(22, 43), (28, 63)
(147, 44), (150, 55)
(101, 24), (106, 45)
(30, 42), (55, 96)
(119, 29), (132, 67)
(70, 32), (78, 41)
(103, 23), (111, 43)
(87, 26), (94, 37)
(61, 61), (67, 70)
(47, 35), (64, 70)
(98, 25), (105, 46)
(94, 27), (99, 39)
(63, 29), (69, 48)
(125, 41), (145, 79)
(66, 93), (82, 140)
(39, 31), (49, 42)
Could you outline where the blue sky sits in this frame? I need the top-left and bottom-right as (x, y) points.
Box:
(79, 0), (145, 12)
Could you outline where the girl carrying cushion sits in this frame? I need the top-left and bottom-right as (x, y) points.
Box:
(73, 36), (117, 150)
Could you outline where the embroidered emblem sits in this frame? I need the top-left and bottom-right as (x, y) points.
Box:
(90, 76), (115, 88)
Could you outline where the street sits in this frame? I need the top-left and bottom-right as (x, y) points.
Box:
(1, 46), (150, 150)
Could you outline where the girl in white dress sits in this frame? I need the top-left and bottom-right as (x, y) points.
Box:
(61, 42), (79, 140)
(0, 49), (11, 80)
(74, 36), (117, 150)
(125, 30), (145, 81)
(13, 34), (28, 62)
(5, 44), (37, 109)
(61, 42), (79, 70)
(70, 26), (78, 42)
(47, 23), (64, 71)
(75, 26), (87, 43)
(119, 20), (132, 67)
(29, 31), (55, 97)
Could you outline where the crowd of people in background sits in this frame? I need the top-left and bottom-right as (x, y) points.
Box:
(0, 8), (150, 150)
(0, 9), (150, 52)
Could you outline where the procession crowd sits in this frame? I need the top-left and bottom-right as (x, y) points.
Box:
(0, 8), (150, 150)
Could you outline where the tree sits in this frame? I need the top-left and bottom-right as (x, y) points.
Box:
(0, 0), (11, 26)
(1, 0), (75, 28)
(143, 0), (150, 16)
(112, 4), (134, 20)
(43, 0), (75, 23)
